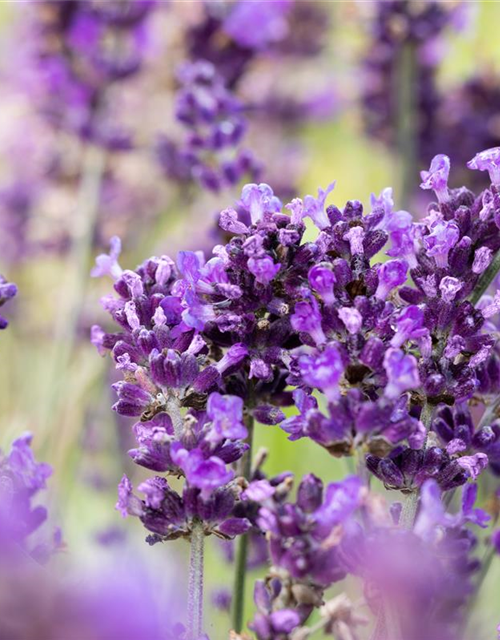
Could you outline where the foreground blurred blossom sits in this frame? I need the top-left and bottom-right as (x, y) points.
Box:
(0, 433), (191, 639)
(0, 554), (186, 640)
(0, 433), (59, 564)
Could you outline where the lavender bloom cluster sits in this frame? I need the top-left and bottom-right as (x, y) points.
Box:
(361, 0), (458, 162)
(361, 1), (500, 187)
(157, 0), (332, 193)
(24, 0), (156, 149)
(93, 146), (500, 638)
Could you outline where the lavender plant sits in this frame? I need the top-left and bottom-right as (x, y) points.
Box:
(156, 0), (333, 195)
(361, 0), (500, 196)
(92, 147), (500, 639)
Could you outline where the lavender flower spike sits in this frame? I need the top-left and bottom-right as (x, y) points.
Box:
(467, 147), (500, 186)
(420, 154), (451, 203)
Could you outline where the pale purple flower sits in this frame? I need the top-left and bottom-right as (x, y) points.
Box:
(472, 247), (493, 274)
(423, 219), (460, 268)
(439, 276), (462, 302)
(467, 147), (500, 185)
(338, 307), (363, 335)
(242, 480), (275, 502)
(420, 154), (451, 203)
(91, 236), (123, 279)
(240, 183), (282, 224)
(481, 290), (500, 318)
(248, 256), (281, 285)
(303, 182), (335, 230)
(170, 446), (234, 499)
(371, 186), (394, 217)
(343, 226), (365, 255)
(390, 306), (428, 348)
(90, 325), (106, 356)
(456, 453), (488, 480)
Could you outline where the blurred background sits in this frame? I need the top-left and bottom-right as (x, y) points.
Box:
(0, 1), (499, 638)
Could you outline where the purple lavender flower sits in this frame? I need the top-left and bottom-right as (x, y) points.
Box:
(423, 219), (460, 268)
(375, 259), (408, 300)
(302, 182), (335, 229)
(206, 393), (247, 443)
(467, 147), (500, 186)
(308, 264), (337, 305)
(420, 154), (451, 203)
(291, 299), (326, 346)
(297, 344), (344, 403)
(390, 305), (428, 348)
(258, 474), (362, 586)
(383, 348), (420, 399)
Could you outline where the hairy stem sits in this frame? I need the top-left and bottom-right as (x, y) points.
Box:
(370, 607), (387, 640)
(166, 395), (184, 440)
(187, 521), (205, 640)
(400, 402), (434, 529)
(469, 248), (500, 306)
(395, 33), (417, 208)
(355, 446), (370, 487)
(231, 413), (255, 633)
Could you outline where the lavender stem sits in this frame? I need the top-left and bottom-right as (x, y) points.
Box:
(400, 402), (433, 530)
(370, 607), (387, 640)
(231, 413), (255, 633)
(187, 521), (205, 640)
(166, 395), (184, 440)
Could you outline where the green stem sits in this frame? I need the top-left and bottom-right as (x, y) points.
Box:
(231, 413), (255, 633)
(187, 521), (205, 640)
(40, 143), (106, 437)
(395, 27), (417, 208)
(400, 402), (434, 529)
(469, 248), (500, 306)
